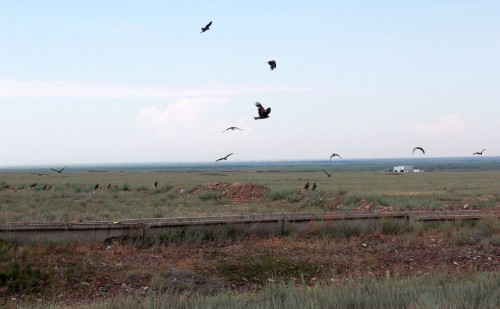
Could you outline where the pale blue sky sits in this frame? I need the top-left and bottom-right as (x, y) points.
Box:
(1, 1), (499, 166)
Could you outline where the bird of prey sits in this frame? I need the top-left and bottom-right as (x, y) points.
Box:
(94, 184), (99, 190)
(216, 153), (233, 162)
(322, 169), (338, 177)
(50, 166), (67, 173)
(311, 183), (317, 191)
(473, 149), (486, 155)
(330, 153), (342, 160)
(268, 60), (276, 70)
(201, 21), (212, 33)
(222, 126), (243, 133)
(303, 182), (309, 190)
(30, 183), (37, 188)
(412, 147), (425, 155)
(154, 181), (158, 188)
(254, 102), (271, 120)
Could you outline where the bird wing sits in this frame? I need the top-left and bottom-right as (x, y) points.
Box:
(255, 102), (265, 116)
(226, 153), (234, 159)
(206, 21), (212, 28)
(49, 168), (58, 172)
(322, 170), (330, 176)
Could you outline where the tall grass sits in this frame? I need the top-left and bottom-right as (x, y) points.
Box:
(1, 171), (499, 222)
(64, 272), (500, 309)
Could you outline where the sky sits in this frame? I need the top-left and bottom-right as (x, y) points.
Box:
(1, 1), (499, 166)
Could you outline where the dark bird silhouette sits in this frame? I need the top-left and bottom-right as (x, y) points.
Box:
(50, 166), (67, 173)
(303, 182), (309, 190)
(268, 60), (276, 70)
(311, 183), (317, 191)
(216, 153), (233, 162)
(254, 102), (271, 120)
(222, 126), (242, 133)
(42, 185), (47, 190)
(322, 169), (338, 177)
(330, 153), (342, 160)
(30, 183), (37, 188)
(154, 181), (158, 188)
(473, 149), (486, 155)
(107, 184), (111, 190)
(94, 184), (99, 190)
(412, 147), (425, 155)
(201, 21), (212, 33)
(31, 173), (46, 176)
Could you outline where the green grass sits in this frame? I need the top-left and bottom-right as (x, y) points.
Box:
(0, 171), (499, 222)
(53, 272), (500, 309)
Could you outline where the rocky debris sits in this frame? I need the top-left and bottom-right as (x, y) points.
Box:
(190, 182), (269, 203)
(159, 268), (226, 295)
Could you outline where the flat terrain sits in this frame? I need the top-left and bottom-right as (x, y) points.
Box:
(0, 170), (499, 307)
(1, 170), (499, 222)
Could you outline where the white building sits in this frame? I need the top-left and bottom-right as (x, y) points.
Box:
(393, 165), (413, 173)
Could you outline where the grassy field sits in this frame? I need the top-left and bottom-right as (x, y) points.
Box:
(1, 170), (499, 222)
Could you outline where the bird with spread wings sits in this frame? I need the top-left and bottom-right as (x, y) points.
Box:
(201, 21), (212, 33)
(254, 102), (271, 120)
(412, 147), (425, 155)
(222, 126), (242, 133)
(50, 166), (67, 173)
(215, 153), (233, 162)
(473, 149), (486, 155)
(268, 60), (276, 70)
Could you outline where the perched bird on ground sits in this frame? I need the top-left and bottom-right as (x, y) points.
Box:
(94, 184), (99, 190)
(412, 147), (425, 155)
(154, 181), (158, 188)
(222, 126), (242, 133)
(330, 153), (342, 160)
(322, 170), (338, 177)
(50, 166), (67, 173)
(42, 185), (47, 190)
(303, 182), (309, 190)
(268, 60), (276, 70)
(107, 184), (111, 190)
(201, 21), (212, 33)
(311, 183), (317, 191)
(473, 149), (486, 155)
(216, 153), (233, 162)
(254, 102), (271, 120)
(30, 183), (37, 187)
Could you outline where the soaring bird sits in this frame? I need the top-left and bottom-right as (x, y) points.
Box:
(322, 169), (338, 177)
(311, 183), (317, 191)
(473, 149), (486, 155)
(303, 182), (310, 190)
(216, 153), (233, 162)
(330, 153), (342, 160)
(412, 147), (425, 155)
(268, 60), (276, 70)
(201, 21), (212, 33)
(222, 126), (242, 133)
(254, 102), (271, 120)
(50, 166), (67, 173)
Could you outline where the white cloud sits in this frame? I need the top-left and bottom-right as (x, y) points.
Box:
(0, 79), (310, 99)
(408, 114), (465, 135)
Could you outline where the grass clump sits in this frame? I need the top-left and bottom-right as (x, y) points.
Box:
(218, 255), (316, 284)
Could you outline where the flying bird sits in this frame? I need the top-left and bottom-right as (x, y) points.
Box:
(201, 21), (212, 33)
(268, 60), (276, 70)
(216, 153), (234, 162)
(412, 147), (425, 155)
(222, 126), (242, 133)
(473, 149), (486, 155)
(50, 166), (67, 173)
(311, 183), (317, 191)
(330, 153), (342, 160)
(254, 102), (271, 120)
(322, 169), (338, 177)
(303, 182), (310, 190)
